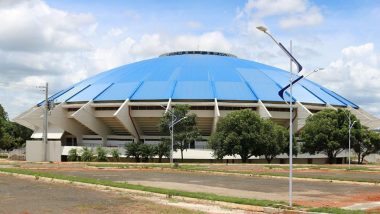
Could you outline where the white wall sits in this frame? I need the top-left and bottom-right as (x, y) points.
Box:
(26, 140), (62, 162)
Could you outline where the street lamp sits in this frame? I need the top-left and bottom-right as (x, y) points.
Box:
(160, 105), (187, 165)
(343, 110), (356, 169)
(257, 26), (303, 208)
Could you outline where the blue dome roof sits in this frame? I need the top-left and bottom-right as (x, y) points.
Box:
(47, 52), (358, 108)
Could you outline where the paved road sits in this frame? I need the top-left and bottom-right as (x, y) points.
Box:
(34, 168), (380, 207)
(0, 174), (201, 214)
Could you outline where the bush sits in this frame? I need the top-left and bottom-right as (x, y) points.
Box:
(125, 141), (142, 162)
(157, 139), (170, 163)
(81, 147), (94, 162)
(67, 148), (78, 161)
(111, 149), (120, 161)
(96, 147), (108, 162)
(140, 144), (157, 162)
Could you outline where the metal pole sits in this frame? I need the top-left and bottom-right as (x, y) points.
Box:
(348, 121), (351, 169)
(170, 112), (174, 164)
(44, 82), (49, 161)
(289, 40), (293, 207)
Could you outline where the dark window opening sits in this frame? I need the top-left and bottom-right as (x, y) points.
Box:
(95, 107), (119, 111)
(219, 106), (256, 111)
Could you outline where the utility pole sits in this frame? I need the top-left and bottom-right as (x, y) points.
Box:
(41, 82), (49, 161)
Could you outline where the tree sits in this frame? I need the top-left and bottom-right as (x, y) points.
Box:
(260, 120), (290, 163)
(156, 139), (170, 163)
(140, 144), (156, 162)
(209, 109), (265, 163)
(111, 149), (121, 162)
(125, 141), (142, 162)
(300, 109), (361, 164)
(159, 104), (201, 161)
(67, 148), (78, 161)
(96, 147), (108, 162)
(353, 127), (380, 164)
(0, 104), (32, 151)
(81, 147), (94, 162)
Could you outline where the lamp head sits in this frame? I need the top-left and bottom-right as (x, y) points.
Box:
(256, 26), (268, 33)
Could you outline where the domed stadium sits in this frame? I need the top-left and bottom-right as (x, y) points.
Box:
(15, 51), (380, 161)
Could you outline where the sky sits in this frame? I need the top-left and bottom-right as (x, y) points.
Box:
(1, 0), (380, 118)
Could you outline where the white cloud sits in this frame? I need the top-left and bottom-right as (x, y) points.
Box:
(312, 43), (380, 116)
(175, 32), (231, 53)
(237, 0), (323, 30)
(279, 6), (323, 28)
(0, 0), (95, 52)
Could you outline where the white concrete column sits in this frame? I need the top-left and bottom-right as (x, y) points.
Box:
(72, 101), (112, 146)
(13, 107), (36, 130)
(327, 104), (337, 110)
(212, 98), (220, 133)
(257, 100), (272, 119)
(165, 98), (172, 113)
(20, 106), (44, 130)
(113, 99), (140, 140)
(295, 101), (312, 131)
(48, 103), (87, 144)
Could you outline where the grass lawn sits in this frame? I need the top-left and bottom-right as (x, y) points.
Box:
(0, 167), (367, 214)
(86, 163), (380, 184)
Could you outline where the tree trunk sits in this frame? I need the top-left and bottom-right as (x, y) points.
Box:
(327, 152), (335, 164)
(181, 149), (184, 162)
(361, 155), (365, 164)
(240, 155), (248, 163)
(158, 155), (162, 163)
(357, 153), (361, 164)
(265, 155), (273, 163)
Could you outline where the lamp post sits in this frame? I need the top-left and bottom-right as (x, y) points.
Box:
(344, 110), (356, 169)
(160, 105), (187, 165)
(257, 26), (303, 208)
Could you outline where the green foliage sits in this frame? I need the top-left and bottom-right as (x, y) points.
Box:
(300, 109), (361, 164)
(156, 139), (171, 162)
(67, 148), (78, 161)
(209, 109), (292, 163)
(80, 147), (94, 162)
(260, 120), (293, 163)
(140, 144), (157, 162)
(110, 149), (120, 161)
(159, 104), (201, 161)
(353, 127), (380, 164)
(96, 147), (108, 162)
(0, 104), (32, 151)
(125, 141), (142, 162)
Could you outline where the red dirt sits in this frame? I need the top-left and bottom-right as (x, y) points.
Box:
(295, 192), (380, 208)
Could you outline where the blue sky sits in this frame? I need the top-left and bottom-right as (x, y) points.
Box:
(1, 0), (380, 118)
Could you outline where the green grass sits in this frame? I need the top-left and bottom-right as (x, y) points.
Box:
(308, 207), (365, 214)
(264, 165), (379, 172)
(0, 167), (371, 213)
(0, 168), (287, 208)
(87, 163), (380, 184)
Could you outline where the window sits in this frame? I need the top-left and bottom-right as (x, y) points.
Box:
(219, 106), (256, 111)
(95, 107), (119, 111)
